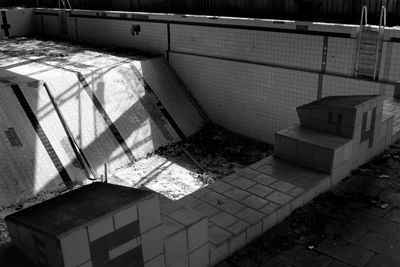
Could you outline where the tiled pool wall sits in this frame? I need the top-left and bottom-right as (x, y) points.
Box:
(3, 8), (400, 144)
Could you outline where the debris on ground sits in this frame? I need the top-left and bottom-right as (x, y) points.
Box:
(110, 124), (272, 200)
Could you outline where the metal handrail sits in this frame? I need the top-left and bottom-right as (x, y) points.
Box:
(355, 5), (368, 76)
(373, 3), (386, 80)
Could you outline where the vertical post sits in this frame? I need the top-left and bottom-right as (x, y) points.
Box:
(104, 163), (108, 183)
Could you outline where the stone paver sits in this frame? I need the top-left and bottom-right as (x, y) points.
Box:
(315, 238), (375, 267)
(366, 254), (400, 267)
(279, 245), (333, 267)
(358, 231), (400, 259)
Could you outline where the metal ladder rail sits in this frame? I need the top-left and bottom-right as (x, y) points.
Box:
(60, 0), (72, 10)
(355, 5), (368, 77)
(373, 3), (386, 80)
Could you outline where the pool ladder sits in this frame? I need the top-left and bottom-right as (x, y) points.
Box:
(354, 3), (386, 80)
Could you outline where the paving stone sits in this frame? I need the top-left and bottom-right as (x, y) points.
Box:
(252, 173), (277, 186)
(326, 260), (351, 267)
(188, 218), (208, 252)
(229, 232), (246, 255)
(222, 173), (240, 183)
(169, 206), (205, 226)
(235, 207), (265, 225)
(276, 204), (291, 223)
(247, 184), (274, 198)
(165, 229), (188, 266)
(246, 221), (262, 243)
(203, 191), (230, 206)
(191, 188), (211, 199)
(218, 200), (247, 215)
(208, 181), (234, 194)
(179, 195), (203, 208)
(358, 231), (400, 259)
(249, 157), (272, 170)
(269, 180), (296, 193)
(223, 187), (251, 201)
(279, 245), (332, 267)
(315, 237), (375, 267)
(366, 254), (400, 267)
(208, 225), (232, 246)
(242, 195), (270, 209)
(324, 218), (368, 243)
(351, 211), (399, 237)
(287, 187), (306, 197)
(235, 168), (260, 179)
(210, 212), (239, 228)
(266, 191), (293, 206)
(160, 197), (184, 215)
(227, 220), (250, 235)
(210, 243), (229, 266)
(162, 215), (185, 238)
(384, 207), (400, 223)
(260, 202), (280, 215)
(192, 202), (220, 217)
(229, 177), (256, 190)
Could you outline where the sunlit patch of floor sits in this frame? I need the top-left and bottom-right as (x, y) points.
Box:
(110, 155), (206, 200)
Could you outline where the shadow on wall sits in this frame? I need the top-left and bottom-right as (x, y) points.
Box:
(0, 60), (193, 206)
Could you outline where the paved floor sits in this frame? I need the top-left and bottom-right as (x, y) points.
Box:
(217, 142), (400, 267)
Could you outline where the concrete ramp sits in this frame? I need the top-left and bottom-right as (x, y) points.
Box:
(0, 81), (87, 206)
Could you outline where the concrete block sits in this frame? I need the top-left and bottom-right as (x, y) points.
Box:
(313, 146), (333, 172)
(246, 221), (262, 243)
(276, 204), (291, 224)
(179, 196), (203, 209)
(208, 225), (232, 246)
(252, 173), (277, 186)
(192, 202), (220, 217)
(303, 188), (316, 205)
(79, 261), (93, 267)
(210, 211), (238, 229)
(161, 197), (184, 216)
(145, 253), (166, 267)
(228, 221), (250, 235)
(60, 229), (91, 267)
(262, 212), (277, 233)
(234, 168), (260, 179)
(235, 207), (265, 225)
(354, 124), (362, 141)
(165, 228), (188, 266)
(260, 202), (280, 215)
(247, 184), (274, 198)
(109, 237), (140, 260)
(188, 218), (208, 252)
(223, 187), (251, 201)
(229, 177), (256, 190)
(266, 191), (293, 206)
(355, 107), (364, 126)
(342, 108), (356, 126)
(343, 141), (353, 162)
(169, 206), (205, 227)
(88, 216), (114, 242)
(296, 141), (315, 166)
(269, 180), (295, 193)
(114, 205), (138, 230)
(229, 233), (247, 256)
(242, 195), (270, 209)
(189, 244), (210, 267)
(291, 194), (304, 211)
(170, 255), (189, 267)
(209, 243), (229, 266)
(139, 196), (161, 233)
(162, 216), (185, 238)
(141, 225), (164, 262)
(279, 135), (297, 157)
(207, 181), (234, 194)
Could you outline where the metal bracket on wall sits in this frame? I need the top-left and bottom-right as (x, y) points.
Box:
(131, 25), (141, 36)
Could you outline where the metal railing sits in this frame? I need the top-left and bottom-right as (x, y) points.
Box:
(373, 2), (386, 79)
(355, 5), (368, 77)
